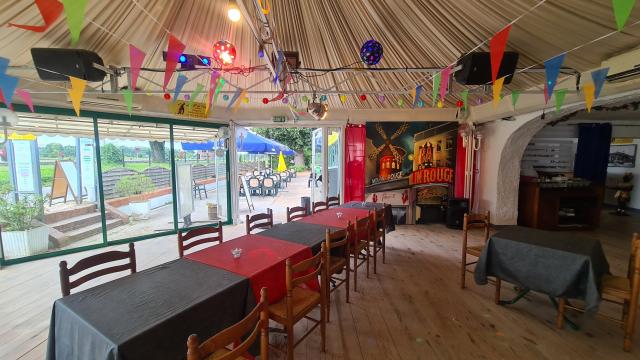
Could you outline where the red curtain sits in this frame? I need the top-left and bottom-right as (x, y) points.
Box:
(454, 133), (466, 198)
(344, 124), (366, 202)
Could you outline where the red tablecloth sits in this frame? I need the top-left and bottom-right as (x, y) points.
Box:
(185, 234), (318, 303)
(300, 207), (371, 229)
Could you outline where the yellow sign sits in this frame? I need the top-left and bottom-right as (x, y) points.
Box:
(612, 138), (633, 144)
(168, 100), (209, 119)
(7, 132), (37, 140)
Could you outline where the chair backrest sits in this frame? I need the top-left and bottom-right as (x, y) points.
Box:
(263, 177), (274, 187)
(187, 287), (269, 360)
(59, 243), (137, 297)
(246, 209), (273, 234)
(312, 201), (328, 214)
(326, 196), (340, 208)
(284, 244), (326, 319)
(325, 226), (350, 261)
(178, 222), (223, 257)
(287, 206), (307, 222)
(252, 170), (260, 176)
(354, 213), (372, 242)
(628, 233), (640, 280)
(248, 177), (260, 188)
(373, 207), (386, 231)
(462, 211), (491, 251)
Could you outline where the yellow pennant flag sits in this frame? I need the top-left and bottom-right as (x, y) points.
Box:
(68, 76), (87, 116)
(583, 82), (595, 112)
(232, 90), (247, 113)
(492, 76), (505, 108)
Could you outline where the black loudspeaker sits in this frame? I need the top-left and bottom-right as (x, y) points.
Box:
(446, 198), (470, 229)
(31, 48), (106, 82)
(454, 52), (519, 85)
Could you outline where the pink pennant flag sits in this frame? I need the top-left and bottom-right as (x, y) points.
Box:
(129, 44), (145, 91)
(269, 75), (292, 102)
(16, 89), (34, 112)
(490, 25), (512, 83)
(163, 34), (186, 92)
(439, 66), (451, 101)
(206, 71), (220, 113)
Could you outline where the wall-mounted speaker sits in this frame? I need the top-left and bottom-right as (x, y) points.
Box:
(454, 52), (519, 85)
(31, 48), (106, 82)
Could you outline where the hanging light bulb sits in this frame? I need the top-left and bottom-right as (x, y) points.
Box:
(227, 2), (242, 23)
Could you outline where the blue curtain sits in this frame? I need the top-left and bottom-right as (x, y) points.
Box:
(574, 123), (612, 184)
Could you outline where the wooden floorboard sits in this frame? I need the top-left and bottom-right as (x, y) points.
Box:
(1, 208), (640, 359)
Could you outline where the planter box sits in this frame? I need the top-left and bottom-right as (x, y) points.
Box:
(1, 226), (50, 259)
(129, 201), (150, 220)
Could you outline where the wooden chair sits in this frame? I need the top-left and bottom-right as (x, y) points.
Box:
(325, 226), (351, 322)
(286, 206), (307, 222)
(351, 214), (372, 292)
(269, 244), (327, 360)
(178, 222), (223, 257)
(326, 196), (340, 208)
(312, 201), (328, 214)
(556, 233), (640, 352)
(370, 207), (386, 273)
(59, 243), (137, 297)
(460, 211), (500, 303)
(187, 287), (269, 360)
(246, 208), (273, 234)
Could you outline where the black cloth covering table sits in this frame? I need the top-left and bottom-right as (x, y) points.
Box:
(474, 226), (610, 311)
(340, 201), (395, 232)
(260, 221), (339, 254)
(47, 259), (252, 360)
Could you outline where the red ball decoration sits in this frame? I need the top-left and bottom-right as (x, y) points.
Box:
(262, 97), (269, 104)
(213, 40), (237, 65)
(163, 93), (171, 101)
(456, 100), (464, 108)
(359, 94), (367, 101)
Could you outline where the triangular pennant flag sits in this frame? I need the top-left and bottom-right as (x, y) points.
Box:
(259, 0), (271, 14)
(583, 83), (596, 112)
(511, 90), (521, 108)
(340, 94), (347, 103)
(274, 51), (284, 84)
(0, 89), (14, 111)
(9, 0), (64, 32)
(0, 74), (19, 107)
(460, 89), (469, 111)
(490, 25), (512, 83)
(61, 0), (88, 45)
(16, 89), (35, 112)
(554, 89), (568, 112)
(432, 72), (441, 107)
(128, 44), (145, 91)
(172, 74), (188, 102)
(412, 85), (423, 108)
(612, 0), (637, 31)
(67, 76), (87, 116)
(492, 77), (505, 108)
(212, 78), (225, 109)
(233, 90), (247, 113)
(0, 58), (8, 74)
(269, 75), (292, 102)
(544, 53), (565, 103)
(206, 71), (221, 113)
(591, 67), (609, 99)
(122, 88), (133, 115)
(226, 88), (242, 112)
(439, 66), (451, 101)
(188, 83), (205, 110)
(163, 34), (186, 91)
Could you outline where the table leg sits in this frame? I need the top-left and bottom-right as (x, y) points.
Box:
(549, 296), (579, 330)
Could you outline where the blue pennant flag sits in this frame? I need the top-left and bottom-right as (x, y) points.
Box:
(0, 57), (9, 74)
(591, 67), (609, 99)
(225, 88), (242, 112)
(544, 53), (565, 103)
(413, 85), (423, 108)
(173, 74), (188, 102)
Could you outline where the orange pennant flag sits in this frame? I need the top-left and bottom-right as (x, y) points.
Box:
(232, 90), (247, 113)
(68, 76), (87, 116)
(493, 77), (505, 108)
(583, 83), (595, 112)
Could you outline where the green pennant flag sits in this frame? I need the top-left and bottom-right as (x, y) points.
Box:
(432, 72), (441, 107)
(460, 90), (469, 111)
(61, 0), (88, 45)
(188, 83), (205, 110)
(122, 88), (133, 115)
(555, 89), (568, 112)
(511, 90), (521, 108)
(612, 0), (637, 31)
(212, 78), (225, 108)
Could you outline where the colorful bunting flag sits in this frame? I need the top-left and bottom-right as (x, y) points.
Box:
(460, 89), (469, 111)
(490, 25), (512, 83)
(128, 44), (145, 91)
(439, 66), (451, 102)
(274, 51), (284, 84)
(413, 85), (423, 108)
(544, 53), (565, 103)
(0, 58), (8, 73)
(583, 83), (596, 112)
(163, 34), (186, 91)
(0, 90), (14, 111)
(9, 0), (64, 32)
(340, 94), (347, 103)
(612, 0), (637, 31)
(233, 90), (247, 113)
(172, 74), (188, 102)
(16, 89), (35, 112)
(122, 88), (133, 115)
(188, 83), (205, 110)
(226, 88), (242, 112)
(432, 72), (441, 107)
(591, 67), (609, 98)
(554, 89), (567, 112)
(259, 0), (271, 14)
(0, 74), (19, 108)
(61, 0), (88, 45)
(492, 76), (505, 108)
(68, 76), (87, 116)
(511, 90), (521, 108)
(206, 71), (221, 113)
(212, 78), (225, 108)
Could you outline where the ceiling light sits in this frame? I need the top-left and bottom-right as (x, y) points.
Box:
(228, 8), (241, 22)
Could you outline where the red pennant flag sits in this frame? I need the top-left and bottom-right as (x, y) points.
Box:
(8, 0), (63, 32)
(0, 89), (14, 111)
(163, 34), (186, 92)
(129, 44), (145, 91)
(490, 25), (512, 83)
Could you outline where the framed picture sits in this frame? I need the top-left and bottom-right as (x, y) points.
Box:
(608, 144), (637, 168)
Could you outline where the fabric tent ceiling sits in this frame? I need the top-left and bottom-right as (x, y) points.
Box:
(0, 0), (639, 110)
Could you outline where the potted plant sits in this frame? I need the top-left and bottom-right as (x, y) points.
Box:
(115, 174), (155, 219)
(0, 190), (49, 259)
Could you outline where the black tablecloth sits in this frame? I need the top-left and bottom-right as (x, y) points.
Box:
(47, 259), (252, 360)
(474, 226), (610, 311)
(340, 201), (395, 232)
(260, 221), (338, 254)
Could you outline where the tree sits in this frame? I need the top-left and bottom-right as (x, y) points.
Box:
(149, 141), (166, 163)
(253, 128), (312, 167)
(100, 143), (123, 164)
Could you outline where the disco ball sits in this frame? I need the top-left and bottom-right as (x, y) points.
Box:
(360, 39), (383, 66)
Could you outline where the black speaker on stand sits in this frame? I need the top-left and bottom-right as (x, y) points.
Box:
(446, 198), (469, 229)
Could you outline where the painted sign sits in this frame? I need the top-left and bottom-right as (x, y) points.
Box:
(8, 132), (37, 141)
(409, 167), (454, 185)
(80, 138), (96, 201)
(168, 100), (208, 119)
(12, 140), (35, 192)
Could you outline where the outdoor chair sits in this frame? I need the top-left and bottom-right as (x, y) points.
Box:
(187, 287), (269, 360)
(280, 172), (289, 188)
(325, 226), (351, 322)
(247, 176), (262, 196)
(59, 243), (137, 297)
(290, 168), (297, 178)
(308, 172), (321, 188)
(460, 211), (501, 303)
(312, 201), (328, 214)
(177, 222), (223, 258)
(192, 179), (207, 200)
(262, 177), (278, 196)
(286, 206), (308, 222)
(252, 170), (260, 176)
(326, 196), (340, 208)
(246, 208), (274, 234)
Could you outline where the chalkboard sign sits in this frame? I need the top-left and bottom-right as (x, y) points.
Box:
(176, 164), (194, 219)
(50, 161), (80, 204)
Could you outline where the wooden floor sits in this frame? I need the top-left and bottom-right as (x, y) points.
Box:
(1, 208), (639, 359)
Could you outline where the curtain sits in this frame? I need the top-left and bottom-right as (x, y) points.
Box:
(454, 133), (466, 198)
(574, 123), (612, 184)
(344, 124), (366, 202)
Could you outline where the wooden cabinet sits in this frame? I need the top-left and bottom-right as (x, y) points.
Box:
(518, 181), (604, 230)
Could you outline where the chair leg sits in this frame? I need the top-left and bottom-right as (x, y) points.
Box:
(321, 295), (327, 353)
(460, 255), (467, 289)
(286, 324), (294, 360)
(382, 232), (386, 264)
(353, 253), (358, 292)
(366, 244), (370, 279)
(494, 277), (501, 305)
(624, 297), (638, 351)
(326, 276), (331, 323)
(556, 298), (566, 329)
(346, 263), (350, 303)
(373, 240), (378, 275)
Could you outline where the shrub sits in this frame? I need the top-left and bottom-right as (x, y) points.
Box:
(0, 189), (46, 231)
(115, 175), (155, 197)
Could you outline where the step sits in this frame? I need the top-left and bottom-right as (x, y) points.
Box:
(44, 203), (97, 224)
(48, 212), (103, 232)
(65, 218), (126, 242)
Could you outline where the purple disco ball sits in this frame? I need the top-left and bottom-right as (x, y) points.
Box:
(360, 39), (383, 66)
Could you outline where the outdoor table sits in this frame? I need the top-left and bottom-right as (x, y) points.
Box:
(47, 259), (250, 360)
(474, 226), (610, 312)
(341, 201), (395, 232)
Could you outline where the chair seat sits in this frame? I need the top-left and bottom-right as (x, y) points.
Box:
(204, 348), (244, 360)
(329, 256), (347, 273)
(466, 245), (484, 257)
(602, 274), (632, 300)
(270, 287), (321, 323)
